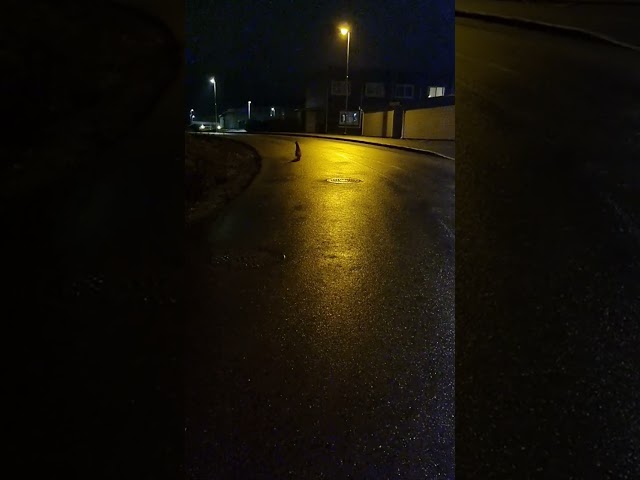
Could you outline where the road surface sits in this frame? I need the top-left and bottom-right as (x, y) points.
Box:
(185, 135), (455, 479)
(456, 16), (640, 478)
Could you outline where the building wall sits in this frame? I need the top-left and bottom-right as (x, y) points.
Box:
(362, 110), (394, 137)
(403, 105), (455, 140)
(222, 112), (248, 129)
(305, 68), (454, 135)
(305, 110), (319, 133)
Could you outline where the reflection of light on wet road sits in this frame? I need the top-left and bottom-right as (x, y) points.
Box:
(335, 152), (398, 181)
(286, 161), (393, 363)
(337, 151), (408, 173)
(187, 134), (455, 478)
(304, 183), (372, 346)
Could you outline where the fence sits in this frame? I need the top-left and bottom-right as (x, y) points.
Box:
(362, 110), (395, 137)
(403, 105), (454, 140)
(362, 98), (455, 140)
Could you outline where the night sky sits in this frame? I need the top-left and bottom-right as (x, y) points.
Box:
(186, 0), (453, 118)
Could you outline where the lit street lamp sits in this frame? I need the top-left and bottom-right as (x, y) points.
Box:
(209, 77), (218, 129)
(248, 100), (252, 120)
(340, 25), (351, 134)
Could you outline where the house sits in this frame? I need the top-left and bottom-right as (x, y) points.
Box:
(304, 66), (454, 136)
(219, 105), (302, 130)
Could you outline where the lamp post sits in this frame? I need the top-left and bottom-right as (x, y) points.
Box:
(340, 25), (351, 134)
(248, 100), (251, 120)
(209, 77), (217, 129)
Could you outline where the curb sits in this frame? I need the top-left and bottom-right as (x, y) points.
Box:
(455, 9), (640, 53)
(252, 132), (456, 161)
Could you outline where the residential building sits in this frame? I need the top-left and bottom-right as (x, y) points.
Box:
(304, 66), (454, 136)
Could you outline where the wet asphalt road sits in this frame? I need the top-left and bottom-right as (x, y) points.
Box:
(185, 135), (455, 479)
(456, 18), (640, 478)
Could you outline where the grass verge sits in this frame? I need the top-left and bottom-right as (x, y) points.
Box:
(185, 133), (261, 227)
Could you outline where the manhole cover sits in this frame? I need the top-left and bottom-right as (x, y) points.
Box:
(327, 177), (362, 184)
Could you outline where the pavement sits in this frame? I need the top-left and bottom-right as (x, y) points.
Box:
(212, 131), (456, 160)
(457, 12), (640, 479)
(185, 134), (455, 478)
(456, 0), (640, 51)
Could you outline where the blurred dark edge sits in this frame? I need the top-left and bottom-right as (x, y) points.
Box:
(3, 1), (185, 479)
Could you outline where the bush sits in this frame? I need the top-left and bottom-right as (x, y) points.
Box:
(245, 119), (267, 132)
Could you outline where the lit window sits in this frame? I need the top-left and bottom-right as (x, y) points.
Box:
(394, 84), (414, 99)
(428, 86), (445, 98)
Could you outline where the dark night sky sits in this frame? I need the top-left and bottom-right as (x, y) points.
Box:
(186, 0), (453, 118)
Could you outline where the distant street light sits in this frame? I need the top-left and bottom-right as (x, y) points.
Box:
(190, 108), (194, 123)
(209, 77), (218, 129)
(248, 100), (252, 120)
(340, 25), (351, 134)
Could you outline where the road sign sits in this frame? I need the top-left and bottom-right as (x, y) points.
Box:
(338, 110), (360, 127)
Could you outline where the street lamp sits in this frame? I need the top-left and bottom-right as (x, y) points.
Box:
(209, 77), (217, 129)
(340, 25), (351, 134)
(248, 100), (251, 120)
